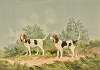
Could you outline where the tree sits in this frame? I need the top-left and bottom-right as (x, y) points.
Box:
(62, 17), (89, 43)
(22, 24), (45, 39)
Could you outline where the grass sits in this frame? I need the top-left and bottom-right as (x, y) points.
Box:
(0, 55), (100, 70)
(0, 59), (30, 70)
(40, 55), (100, 70)
(1, 40), (100, 70)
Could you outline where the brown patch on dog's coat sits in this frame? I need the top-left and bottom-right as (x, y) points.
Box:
(26, 38), (31, 44)
(52, 34), (59, 43)
(20, 32), (31, 44)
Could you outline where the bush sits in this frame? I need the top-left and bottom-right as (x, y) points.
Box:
(89, 40), (100, 47)
(4, 43), (27, 57)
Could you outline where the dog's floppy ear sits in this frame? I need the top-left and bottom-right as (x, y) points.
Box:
(72, 40), (78, 44)
(27, 38), (31, 44)
(19, 34), (23, 42)
(18, 32), (27, 43)
(22, 33), (27, 40)
(52, 33), (59, 43)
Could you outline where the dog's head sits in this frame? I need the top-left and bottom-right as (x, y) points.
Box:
(50, 32), (59, 43)
(17, 32), (29, 44)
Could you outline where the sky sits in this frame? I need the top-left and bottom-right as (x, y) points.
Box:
(0, 0), (100, 47)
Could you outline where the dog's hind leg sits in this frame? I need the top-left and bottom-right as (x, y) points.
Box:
(40, 47), (44, 56)
(70, 46), (75, 57)
(57, 50), (59, 58)
(35, 47), (39, 55)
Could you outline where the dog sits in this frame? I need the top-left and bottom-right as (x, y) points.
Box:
(50, 33), (78, 58)
(18, 32), (48, 56)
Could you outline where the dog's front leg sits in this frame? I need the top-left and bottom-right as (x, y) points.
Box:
(27, 46), (31, 56)
(57, 50), (59, 58)
(70, 46), (75, 57)
(42, 49), (44, 56)
(60, 48), (63, 58)
(25, 49), (28, 56)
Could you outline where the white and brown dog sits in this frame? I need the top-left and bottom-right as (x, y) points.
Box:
(18, 32), (48, 56)
(50, 33), (78, 58)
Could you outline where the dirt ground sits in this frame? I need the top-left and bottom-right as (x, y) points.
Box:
(1, 55), (85, 67)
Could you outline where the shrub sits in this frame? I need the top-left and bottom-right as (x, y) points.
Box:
(89, 40), (100, 47)
(4, 43), (27, 57)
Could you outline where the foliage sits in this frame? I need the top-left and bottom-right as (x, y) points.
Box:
(0, 48), (5, 58)
(89, 40), (100, 47)
(22, 24), (45, 39)
(4, 43), (27, 57)
(43, 38), (57, 56)
(62, 17), (89, 43)
(1, 17), (100, 70)
(3, 18), (100, 59)
(77, 42), (89, 54)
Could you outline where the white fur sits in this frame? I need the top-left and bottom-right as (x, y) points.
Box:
(50, 36), (76, 58)
(20, 33), (49, 56)
(24, 39), (44, 56)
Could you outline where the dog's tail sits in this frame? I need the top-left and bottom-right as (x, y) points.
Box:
(73, 31), (81, 45)
(77, 32), (81, 41)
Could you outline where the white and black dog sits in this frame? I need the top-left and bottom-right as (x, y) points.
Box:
(18, 32), (48, 56)
(50, 33), (78, 58)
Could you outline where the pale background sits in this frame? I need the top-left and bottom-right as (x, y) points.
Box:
(0, 0), (100, 47)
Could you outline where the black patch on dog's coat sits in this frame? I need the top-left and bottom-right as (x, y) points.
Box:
(34, 40), (38, 45)
(61, 41), (67, 48)
(25, 39), (27, 43)
(72, 40), (78, 44)
(27, 39), (31, 44)
(68, 43), (72, 46)
(25, 38), (31, 44)
(55, 38), (59, 43)
(20, 33), (28, 42)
